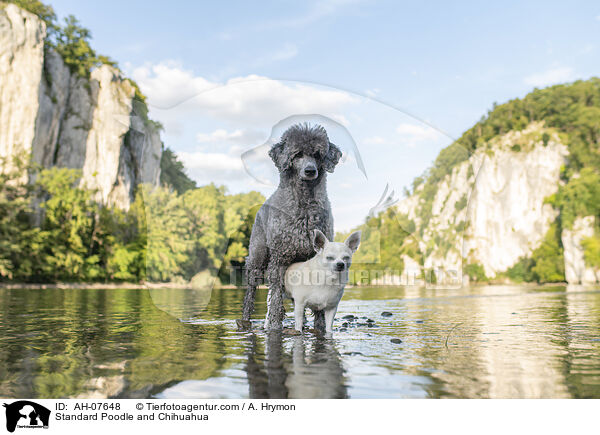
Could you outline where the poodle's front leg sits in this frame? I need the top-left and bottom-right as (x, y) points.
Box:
(242, 265), (263, 322)
(313, 310), (326, 333)
(265, 264), (286, 330)
(241, 218), (267, 324)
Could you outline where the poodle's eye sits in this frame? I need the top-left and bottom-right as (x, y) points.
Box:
(294, 152), (303, 159)
(342, 256), (350, 261)
(326, 256), (335, 261)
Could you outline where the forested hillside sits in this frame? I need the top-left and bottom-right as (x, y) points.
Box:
(0, 154), (263, 283)
(0, 1), (265, 284)
(340, 78), (600, 285)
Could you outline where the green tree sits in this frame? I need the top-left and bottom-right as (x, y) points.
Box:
(505, 256), (536, 283)
(180, 184), (227, 277)
(31, 168), (107, 281)
(464, 263), (488, 282)
(160, 148), (196, 194)
(140, 184), (190, 282)
(219, 191), (264, 285)
(103, 198), (147, 282)
(54, 15), (116, 78)
(582, 231), (600, 272)
(0, 154), (39, 280)
(530, 223), (565, 283)
(549, 168), (600, 229)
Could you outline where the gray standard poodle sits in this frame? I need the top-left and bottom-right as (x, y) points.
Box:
(239, 123), (342, 331)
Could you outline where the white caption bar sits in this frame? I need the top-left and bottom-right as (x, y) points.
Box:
(0, 399), (597, 435)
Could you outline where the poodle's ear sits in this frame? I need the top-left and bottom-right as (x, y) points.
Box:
(311, 229), (328, 253)
(324, 142), (342, 173)
(344, 230), (361, 253)
(268, 141), (290, 172)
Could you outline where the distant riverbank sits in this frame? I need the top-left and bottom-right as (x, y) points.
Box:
(0, 282), (242, 290)
(0, 281), (575, 291)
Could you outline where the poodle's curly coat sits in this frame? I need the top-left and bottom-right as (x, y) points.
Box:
(241, 124), (342, 330)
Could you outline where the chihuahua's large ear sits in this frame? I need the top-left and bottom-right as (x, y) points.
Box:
(344, 230), (361, 252)
(323, 142), (342, 173)
(312, 229), (328, 253)
(268, 141), (290, 172)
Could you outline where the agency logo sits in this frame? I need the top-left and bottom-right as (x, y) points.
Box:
(2, 401), (50, 433)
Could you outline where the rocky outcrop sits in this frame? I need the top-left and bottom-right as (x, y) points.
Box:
(394, 122), (570, 286)
(0, 3), (45, 175)
(462, 125), (567, 277)
(562, 216), (599, 285)
(0, 4), (161, 208)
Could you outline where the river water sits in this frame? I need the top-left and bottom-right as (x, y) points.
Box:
(1, 285), (599, 398)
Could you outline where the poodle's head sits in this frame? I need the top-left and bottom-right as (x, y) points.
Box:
(268, 123), (342, 181)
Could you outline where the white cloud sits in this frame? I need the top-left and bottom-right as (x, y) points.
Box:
(363, 136), (388, 145)
(330, 114), (350, 126)
(524, 67), (576, 88)
(363, 124), (443, 148)
(196, 129), (265, 145)
(396, 123), (441, 143)
(177, 150), (246, 182)
(130, 62), (357, 125)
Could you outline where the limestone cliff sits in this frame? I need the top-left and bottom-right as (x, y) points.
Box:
(0, 3), (161, 208)
(393, 121), (597, 286)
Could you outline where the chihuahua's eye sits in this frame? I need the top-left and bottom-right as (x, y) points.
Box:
(342, 256), (350, 261)
(326, 256), (335, 261)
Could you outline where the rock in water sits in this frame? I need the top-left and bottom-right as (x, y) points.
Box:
(236, 319), (252, 330)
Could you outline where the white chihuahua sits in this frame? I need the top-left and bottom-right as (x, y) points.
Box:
(284, 229), (361, 335)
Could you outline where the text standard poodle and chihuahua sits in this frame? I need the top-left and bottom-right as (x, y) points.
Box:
(238, 123), (360, 335)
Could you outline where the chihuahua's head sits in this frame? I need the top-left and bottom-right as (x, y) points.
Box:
(311, 229), (361, 273)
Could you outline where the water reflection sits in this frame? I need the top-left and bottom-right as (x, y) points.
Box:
(0, 286), (599, 398)
(244, 333), (347, 399)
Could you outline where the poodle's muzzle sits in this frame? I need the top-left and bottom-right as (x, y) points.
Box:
(297, 155), (319, 180)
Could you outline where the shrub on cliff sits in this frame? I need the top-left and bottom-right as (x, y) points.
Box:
(54, 15), (117, 78)
(530, 223), (565, 283)
(582, 230), (600, 272)
(6, 1), (117, 78)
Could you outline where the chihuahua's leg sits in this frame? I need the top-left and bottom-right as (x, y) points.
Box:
(313, 310), (326, 333)
(294, 301), (305, 332)
(324, 306), (338, 334)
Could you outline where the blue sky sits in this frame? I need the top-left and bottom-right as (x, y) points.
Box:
(49, 0), (599, 230)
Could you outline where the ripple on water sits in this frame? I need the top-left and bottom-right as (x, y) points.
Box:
(0, 285), (599, 398)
